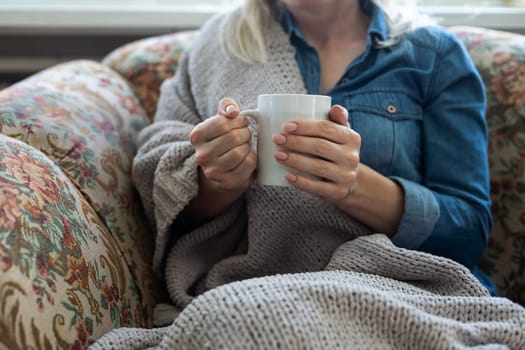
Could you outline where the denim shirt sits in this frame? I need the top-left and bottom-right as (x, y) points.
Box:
(282, 6), (496, 293)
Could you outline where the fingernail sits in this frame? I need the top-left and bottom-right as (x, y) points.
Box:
(225, 104), (236, 114)
(274, 151), (288, 161)
(244, 118), (250, 126)
(282, 123), (297, 133)
(342, 106), (349, 118)
(273, 134), (286, 145)
(335, 105), (348, 118)
(286, 173), (297, 183)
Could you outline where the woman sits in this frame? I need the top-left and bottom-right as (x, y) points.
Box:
(184, 0), (495, 288)
(88, 1), (525, 349)
(136, 0), (494, 298)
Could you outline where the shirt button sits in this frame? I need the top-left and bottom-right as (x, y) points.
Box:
(340, 77), (349, 84)
(387, 104), (396, 114)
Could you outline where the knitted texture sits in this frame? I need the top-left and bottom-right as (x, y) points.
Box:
(91, 235), (525, 349)
(132, 10), (307, 277)
(92, 10), (525, 349)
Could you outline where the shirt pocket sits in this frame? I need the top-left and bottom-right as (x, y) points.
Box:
(346, 91), (423, 176)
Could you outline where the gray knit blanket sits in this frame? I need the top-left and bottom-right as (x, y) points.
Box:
(91, 234), (525, 349)
(90, 10), (525, 349)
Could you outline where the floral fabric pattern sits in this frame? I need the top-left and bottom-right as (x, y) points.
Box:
(102, 31), (198, 122)
(0, 135), (148, 349)
(451, 26), (525, 306)
(0, 61), (156, 348)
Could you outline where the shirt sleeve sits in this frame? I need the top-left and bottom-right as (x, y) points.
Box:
(390, 30), (493, 269)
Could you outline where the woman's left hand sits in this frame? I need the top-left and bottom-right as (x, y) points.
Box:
(273, 104), (361, 203)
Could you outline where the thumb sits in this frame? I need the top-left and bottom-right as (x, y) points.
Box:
(218, 97), (240, 119)
(329, 105), (350, 127)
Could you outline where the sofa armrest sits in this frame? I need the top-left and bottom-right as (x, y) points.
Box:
(0, 60), (157, 344)
(0, 135), (150, 348)
(102, 31), (198, 122)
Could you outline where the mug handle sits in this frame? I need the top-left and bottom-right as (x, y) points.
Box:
(239, 109), (262, 122)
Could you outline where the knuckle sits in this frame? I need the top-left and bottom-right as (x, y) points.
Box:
(229, 131), (243, 145)
(244, 126), (252, 140)
(315, 140), (331, 157)
(203, 166), (219, 180)
(314, 162), (329, 177)
(231, 129), (249, 145)
(232, 144), (248, 160)
(216, 117), (230, 133)
(350, 170), (358, 183)
(320, 120), (333, 134)
(335, 185), (350, 200)
(189, 128), (201, 145)
(353, 131), (362, 148)
(344, 151), (360, 168)
(337, 126), (352, 143)
(245, 152), (257, 169)
(351, 152), (360, 167)
(194, 150), (210, 165)
(341, 127), (353, 140)
(238, 116), (249, 129)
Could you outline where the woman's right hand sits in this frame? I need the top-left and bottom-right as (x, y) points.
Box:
(189, 98), (256, 194)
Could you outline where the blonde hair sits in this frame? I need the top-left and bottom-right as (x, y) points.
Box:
(220, 0), (435, 63)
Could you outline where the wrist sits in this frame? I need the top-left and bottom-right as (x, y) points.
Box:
(185, 167), (245, 222)
(334, 164), (404, 236)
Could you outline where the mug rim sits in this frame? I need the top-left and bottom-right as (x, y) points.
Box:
(257, 93), (331, 101)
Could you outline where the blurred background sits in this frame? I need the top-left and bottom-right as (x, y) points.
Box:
(0, 0), (524, 88)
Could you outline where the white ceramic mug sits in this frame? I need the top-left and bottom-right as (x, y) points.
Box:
(241, 94), (332, 186)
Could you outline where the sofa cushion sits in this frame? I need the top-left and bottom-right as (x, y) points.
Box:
(102, 31), (198, 122)
(451, 26), (525, 305)
(0, 60), (156, 328)
(0, 134), (150, 348)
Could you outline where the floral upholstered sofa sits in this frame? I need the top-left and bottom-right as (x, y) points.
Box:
(0, 26), (524, 349)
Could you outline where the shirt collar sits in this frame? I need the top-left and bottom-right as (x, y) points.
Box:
(280, 2), (389, 45)
(281, 6), (306, 42)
